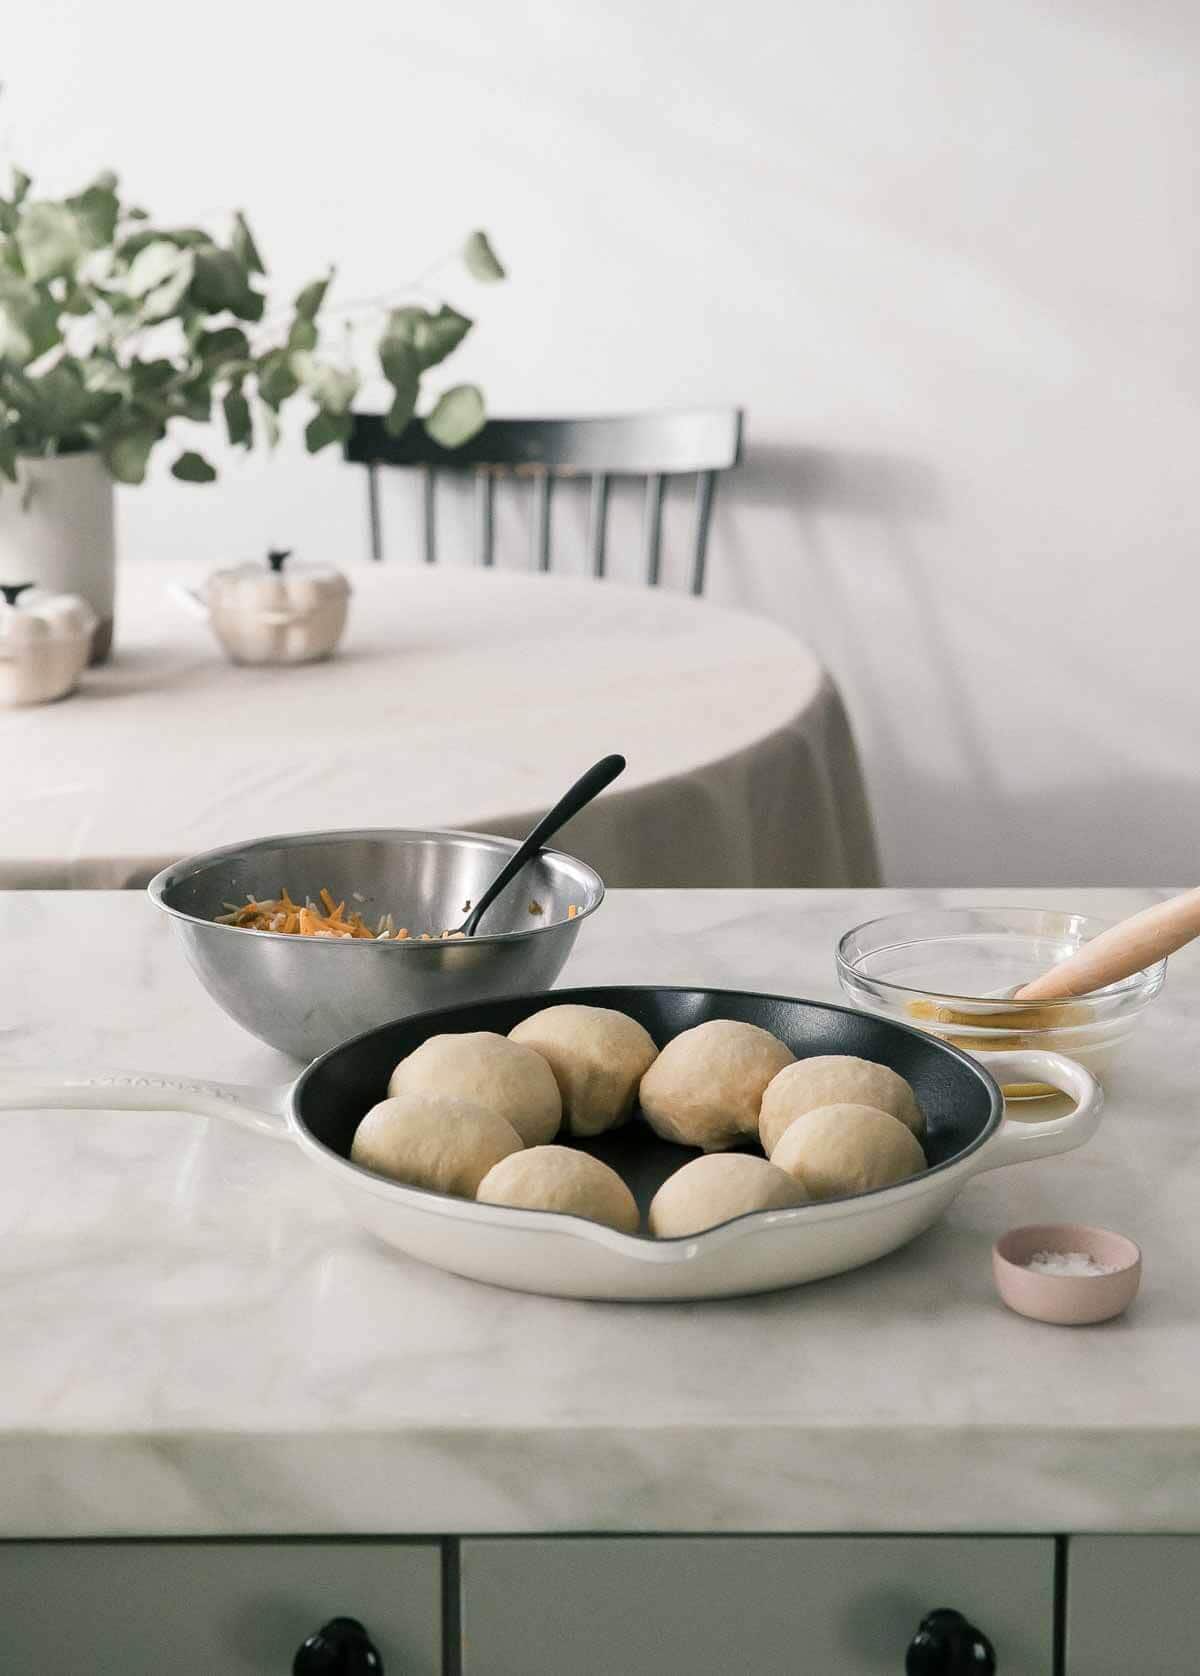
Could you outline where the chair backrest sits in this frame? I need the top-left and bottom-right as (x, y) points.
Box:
(345, 408), (743, 596)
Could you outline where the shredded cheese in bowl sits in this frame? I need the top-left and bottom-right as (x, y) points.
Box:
(215, 887), (578, 940)
(217, 888), (441, 941)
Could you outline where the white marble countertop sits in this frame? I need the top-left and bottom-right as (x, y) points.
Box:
(2, 887), (1197, 1539)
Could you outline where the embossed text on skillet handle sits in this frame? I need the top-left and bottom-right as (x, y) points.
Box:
(0, 1068), (291, 1139)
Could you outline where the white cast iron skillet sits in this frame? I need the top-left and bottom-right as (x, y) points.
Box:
(0, 986), (1101, 1301)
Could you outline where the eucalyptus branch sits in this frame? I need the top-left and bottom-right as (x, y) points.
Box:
(0, 163), (506, 488)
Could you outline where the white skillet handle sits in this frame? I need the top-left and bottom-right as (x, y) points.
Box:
(966, 1050), (1102, 1173)
(0, 1069), (291, 1141)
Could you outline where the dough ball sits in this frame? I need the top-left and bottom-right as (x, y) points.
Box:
(476, 1145), (640, 1234)
(350, 1092), (522, 1197)
(388, 1030), (561, 1145)
(648, 1153), (808, 1238)
(759, 1055), (925, 1154)
(638, 1019), (795, 1151)
(770, 1103), (926, 1201)
(509, 1005), (658, 1138)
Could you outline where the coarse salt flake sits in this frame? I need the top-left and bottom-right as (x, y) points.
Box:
(1025, 1249), (1117, 1277)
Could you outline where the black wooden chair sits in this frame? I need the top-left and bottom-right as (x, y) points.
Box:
(344, 408), (743, 596)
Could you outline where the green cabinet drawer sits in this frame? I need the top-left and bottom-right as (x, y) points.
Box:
(1068, 1537), (1200, 1675)
(0, 1539), (441, 1675)
(461, 1536), (1054, 1674)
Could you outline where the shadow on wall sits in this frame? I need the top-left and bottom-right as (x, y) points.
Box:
(889, 765), (1200, 887)
(714, 441), (1006, 881)
(733, 443), (943, 522)
(716, 444), (1196, 885)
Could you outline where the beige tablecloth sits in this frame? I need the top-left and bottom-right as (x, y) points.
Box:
(0, 562), (878, 889)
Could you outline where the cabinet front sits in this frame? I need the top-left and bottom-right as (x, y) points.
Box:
(1068, 1536), (1200, 1675)
(0, 1539), (442, 1675)
(460, 1535), (1054, 1675)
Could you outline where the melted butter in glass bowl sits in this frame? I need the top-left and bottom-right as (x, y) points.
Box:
(836, 906), (1165, 1099)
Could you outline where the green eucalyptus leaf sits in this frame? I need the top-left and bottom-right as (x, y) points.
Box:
(462, 229), (505, 282)
(189, 247), (264, 320)
(379, 337), (419, 436)
(294, 272), (331, 319)
(126, 239), (184, 297)
(17, 202), (85, 282)
(61, 285), (97, 317)
(379, 328), (418, 387)
(304, 408), (353, 453)
(104, 426), (159, 485)
(189, 246), (244, 309)
(231, 211), (265, 276)
(0, 433), (18, 483)
(172, 377), (211, 422)
(10, 168), (31, 206)
(287, 316), (318, 355)
(385, 387), (418, 438)
(0, 273), (60, 365)
(382, 305), (426, 340)
(140, 249), (196, 322)
(417, 303), (472, 369)
(223, 386), (252, 448)
(292, 352), (358, 415)
(424, 382), (485, 447)
(196, 324), (250, 367)
(20, 363), (89, 432)
(171, 449), (217, 483)
(127, 240), (189, 297)
(118, 225), (211, 259)
(81, 358), (130, 397)
(69, 182), (119, 248)
(258, 398), (281, 448)
(129, 358), (177, 391)
(382, 304), (472, 373)
(257, 350), (299, 410)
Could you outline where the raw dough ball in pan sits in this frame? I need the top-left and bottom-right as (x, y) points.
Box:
(509, 1005), (658, 1138)
(388, 1030), (561, 1145)
(476, 1145), (640, 1234)
(350, 1093), (522, 1198)
(759, 1055), (925, 1154)
(638, 1019), (795, 1151)
(770, 1103), (926, 1201)
(648, 1153), (808, 1238)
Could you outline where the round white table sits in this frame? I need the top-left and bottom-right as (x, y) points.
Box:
(1, 562), (878, 890)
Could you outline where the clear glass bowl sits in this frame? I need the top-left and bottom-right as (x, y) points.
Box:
(836, 906), (1165, 1098)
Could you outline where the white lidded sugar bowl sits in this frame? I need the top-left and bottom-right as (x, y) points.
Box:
(192, 549), (351, 666)
(0, 581), (98, 706)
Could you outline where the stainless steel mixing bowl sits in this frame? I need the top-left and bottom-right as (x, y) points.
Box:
(148, 828), (605, 1059)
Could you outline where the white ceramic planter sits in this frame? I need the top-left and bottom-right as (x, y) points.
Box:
(0, 453), (115, 663)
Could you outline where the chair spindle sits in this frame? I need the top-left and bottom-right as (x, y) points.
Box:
(531, 470), (553, 573)
(643, 472), (665, 587)
(690, 469), (717, 597)
(475, 469), (495, 568)
(588, 474), (610, 579)
(367, 463), (383, 562)
(422, 466), (437, 566)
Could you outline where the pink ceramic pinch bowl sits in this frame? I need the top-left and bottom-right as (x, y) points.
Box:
(993, 1222), (1142, 1325)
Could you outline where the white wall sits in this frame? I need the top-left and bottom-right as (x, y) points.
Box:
(7, 0), (1199, 884)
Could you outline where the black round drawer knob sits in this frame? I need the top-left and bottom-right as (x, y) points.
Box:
(906, 1607), (996, 1675)
(293, 1615), (384, 1675)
